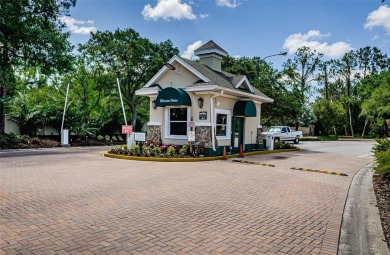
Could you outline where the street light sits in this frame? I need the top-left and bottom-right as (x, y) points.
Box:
(255, 51), (288, 75)
(262, 51), (288, 60)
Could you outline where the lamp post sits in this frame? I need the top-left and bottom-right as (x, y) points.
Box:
(262, 51), (287, 61)
(255, 51), (288, 76)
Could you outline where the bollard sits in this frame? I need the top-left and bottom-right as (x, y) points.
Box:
(222, 146), (227, 160)
(239, 144), (244, 158)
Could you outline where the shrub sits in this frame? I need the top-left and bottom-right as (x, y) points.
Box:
(117, 135), (123, 141)
(97, 135), (104, 141)
(152, 147), (161, 157)
(141, 145), (149, 156)
(30, 137), (41, 145)
(373, 138), (390, 175)
(274, 142), (294, 150)
(105, 135), (111, 141)
(166, 146), (176, 157)
(130, 145), (140, 156)
(0, 133), (20, 148)
(112, 136), (117, 141)
(372, 138), (390, 154)
(375, 150), (390, 175)
(179, 144), (188, 156)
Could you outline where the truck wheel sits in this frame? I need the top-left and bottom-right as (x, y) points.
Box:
(294, 138), (299, 144)
(274, 137), (280, 143)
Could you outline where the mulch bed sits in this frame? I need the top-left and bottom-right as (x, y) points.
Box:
(373, 174), (390, 250)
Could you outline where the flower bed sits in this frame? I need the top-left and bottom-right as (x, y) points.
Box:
(108, 141), (207, 158)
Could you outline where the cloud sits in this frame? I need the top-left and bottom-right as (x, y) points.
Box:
(142, 0), (197, 21)
(59, 16), (97, 35)
(364, 5), (390, 33)
(283, 30), (353, 58)
(181, 40), (203, 59)
(216, 0), (240, 8)
(200, 13), (209, 19)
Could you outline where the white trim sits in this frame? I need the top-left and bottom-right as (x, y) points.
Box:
(195, 122), (212, 126)
(257, 125), (263, 128)
(215, 86), (274, 103)
(194, 49), (227, 57)
(147, 122), (161, 126)
(235, 76), (254, 93)
(164, 106), (191, 140)
(215, 109), (231, 140)
(184, 85), (216, 92)
(135, 89), (159, 96)
(145, 56), (210, 88)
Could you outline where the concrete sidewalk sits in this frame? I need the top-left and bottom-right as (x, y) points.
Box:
(339, 163), (390, 255)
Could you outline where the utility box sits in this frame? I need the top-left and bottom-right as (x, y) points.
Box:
(61, 129), (70, 147)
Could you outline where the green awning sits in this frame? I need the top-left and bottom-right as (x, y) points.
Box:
(156, 87), (191, 107)
(233, 100), (257, 117)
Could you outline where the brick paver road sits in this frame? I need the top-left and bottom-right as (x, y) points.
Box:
(0, 147), (372, 255)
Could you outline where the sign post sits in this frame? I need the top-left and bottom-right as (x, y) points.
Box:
(122, 125), (133, 148)
(134, 132), (146, 154)
(188, 121), (196, 155)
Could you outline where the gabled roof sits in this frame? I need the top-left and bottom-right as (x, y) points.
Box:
(178, 56), (270, 100)
(137, 55), (273, 103)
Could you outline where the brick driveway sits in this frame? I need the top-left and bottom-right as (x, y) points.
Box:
(0, 147), (372, 255)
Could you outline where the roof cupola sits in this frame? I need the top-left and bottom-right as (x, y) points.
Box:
(194, 40), (227, 72)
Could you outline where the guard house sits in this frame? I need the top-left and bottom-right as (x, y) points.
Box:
(135, 40), (273, 155)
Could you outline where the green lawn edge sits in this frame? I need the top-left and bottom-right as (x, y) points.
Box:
(104, 148), (300, 162)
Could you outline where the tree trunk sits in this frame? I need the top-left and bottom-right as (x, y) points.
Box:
(131, 105), (137, 131)
(361, 117), (369, 137)
(348, 104), (354, 137)
(295, 121), (299, 131)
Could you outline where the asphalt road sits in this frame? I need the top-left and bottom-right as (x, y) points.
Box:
(296, 140), (375, 158)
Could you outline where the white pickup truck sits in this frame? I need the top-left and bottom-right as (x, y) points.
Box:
(262, 126), (303, 144)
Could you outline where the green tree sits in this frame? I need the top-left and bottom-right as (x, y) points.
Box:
(0, 0), (76, 133)
(313, 99), (347, 135)
(283, 47), (322, 130)
(222, 56), (298, 126)
(360, 70), (390, 135)
(63, 56), (114, 134)
(335, 51), (358, 136)
(79, 28), (178, 129)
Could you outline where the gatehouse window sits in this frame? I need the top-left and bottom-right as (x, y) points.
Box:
(215, 109), (231, 140)
(169, 108), (187, 136)
(164, 107), (190, 139)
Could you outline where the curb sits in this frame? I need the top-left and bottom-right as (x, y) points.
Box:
(104, 148), (300, 162)
(232, 159), (275, 167)
(290, 167), (348, 176)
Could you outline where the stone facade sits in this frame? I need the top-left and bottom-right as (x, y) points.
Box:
(256, 128), (263, 144)
(195, 126), (218, 148)
(146, 125), (161, 144)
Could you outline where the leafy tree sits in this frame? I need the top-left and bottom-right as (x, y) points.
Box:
(0, 0), (76, 133)
(313, 99), (347, 135)
(360, 70), (390, 135)
(63, 56), (114, 134)
(317, 60), (336, 100)
(334, 51), (359, 136)
(283, 47), (322, 130)
(79, 28), (178, 129)
(222, 56), (298, 126)
(299, 104), (317, 127)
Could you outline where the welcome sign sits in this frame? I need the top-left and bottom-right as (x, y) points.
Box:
(159, 99), (178, 103)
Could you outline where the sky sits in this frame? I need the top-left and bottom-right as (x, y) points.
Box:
(64, 0), (390, 70)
